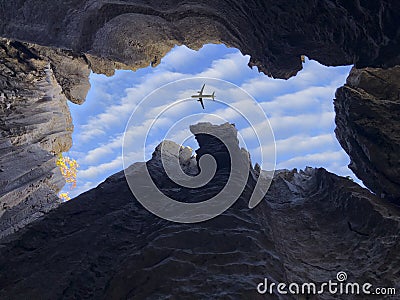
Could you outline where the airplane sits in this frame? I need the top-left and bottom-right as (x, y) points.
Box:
(191, 84), (215, 109)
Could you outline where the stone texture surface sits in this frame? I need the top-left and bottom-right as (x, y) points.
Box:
(335, 66), (400, 203)
(0, 39), (89, 238)
(0, 0), (399, 79)
(0, 123), (399, 299)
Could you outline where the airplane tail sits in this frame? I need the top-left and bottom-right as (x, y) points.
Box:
(212, 91), (215, 100)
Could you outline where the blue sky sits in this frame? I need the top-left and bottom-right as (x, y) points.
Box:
(66, 44), (354, 198)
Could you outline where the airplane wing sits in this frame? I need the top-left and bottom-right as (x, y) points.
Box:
(199, 84), (205, 95)
(199, 98), (205, 109)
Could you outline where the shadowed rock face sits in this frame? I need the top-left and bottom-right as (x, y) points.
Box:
(0, 0), (399, 79)
(335, 66), (400, 203)
(0, 123), (399, 299)
(0, 39), (90, 237)
(0, 40), (72, 238)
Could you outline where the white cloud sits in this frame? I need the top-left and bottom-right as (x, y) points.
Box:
(240, 59), (349, 101)
(81, 134), (123, 164)
(76, 71), (185, 143)
(251, 133), (337, 159)
(198, 52), (251, 81)
(240, 111), (336, 142)
(259, 85), (337, 116)
(160, 45), (198, 69)
(270, 112), (336, 137)
(78, 156), (124, 179)
(276, 150), (348, 170)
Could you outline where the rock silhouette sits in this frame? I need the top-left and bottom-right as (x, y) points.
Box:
(0, 123), (399, 299)
(335, 66), (400, 204)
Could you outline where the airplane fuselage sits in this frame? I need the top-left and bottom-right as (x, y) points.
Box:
(191, 94), (214, 98)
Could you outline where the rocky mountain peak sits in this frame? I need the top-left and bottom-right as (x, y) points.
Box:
(150, 140), (197, 175)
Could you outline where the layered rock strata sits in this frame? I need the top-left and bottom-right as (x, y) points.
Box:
(0, 39), (89, 238)
(335, 66), (400, 204)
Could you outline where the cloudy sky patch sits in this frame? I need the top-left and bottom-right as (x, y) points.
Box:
(66, 44), (355, 198)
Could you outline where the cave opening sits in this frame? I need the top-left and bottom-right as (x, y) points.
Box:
(63, 44), (355, 199)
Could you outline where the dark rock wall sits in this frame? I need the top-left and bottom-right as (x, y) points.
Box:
(0, 39), (90, 238)
(0, 0), (399, 78)
(335, 66), (400, 203)
(0, 126), (398, 299)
